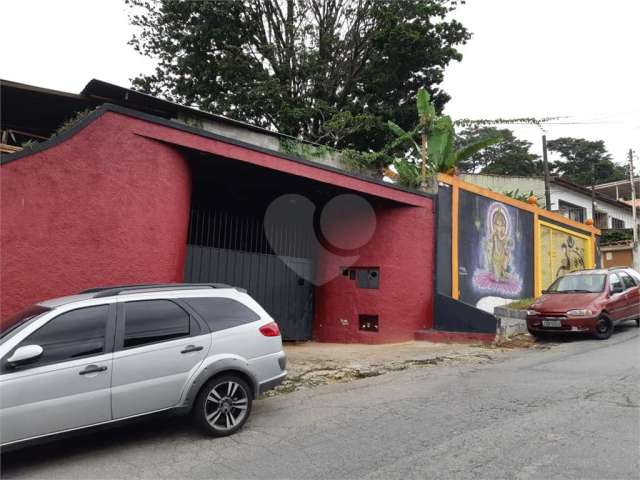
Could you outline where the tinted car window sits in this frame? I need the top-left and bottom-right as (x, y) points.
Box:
(124, 300), (190, 348)
(16, 305), (109, 367)
(184, 298), (260, 332)
(619, 272), (636, 290)
(547, 274), (606, 293)
(610, 273), (624, 292)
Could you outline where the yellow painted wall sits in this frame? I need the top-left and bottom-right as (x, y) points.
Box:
(538, 221), (593, 293)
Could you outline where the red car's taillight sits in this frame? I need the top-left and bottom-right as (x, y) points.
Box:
(259, 322), (280, 337)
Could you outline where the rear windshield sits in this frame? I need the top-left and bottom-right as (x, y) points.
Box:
(183, 297), (260, 332)
(0, 305), (51, 339)
(547, 273), (606, 293)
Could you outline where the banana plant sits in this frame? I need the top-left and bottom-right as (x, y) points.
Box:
(387, 88), (503, 186)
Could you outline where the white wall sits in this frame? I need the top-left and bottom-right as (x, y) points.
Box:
(459, 174), (545, 198)
(459, 174), (636, 229)
(174, 113), (343, 169)
(549, 185), (635, 228)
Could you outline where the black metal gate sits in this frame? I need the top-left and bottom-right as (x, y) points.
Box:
(184, 209), (315, 340)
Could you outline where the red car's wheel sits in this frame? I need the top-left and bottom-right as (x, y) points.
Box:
(594, 316), (613, 340)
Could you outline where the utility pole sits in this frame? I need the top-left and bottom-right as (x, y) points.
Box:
(542, 135), (552, 210)
(629, 149), (638, 244)
(591, 164), (597, 225)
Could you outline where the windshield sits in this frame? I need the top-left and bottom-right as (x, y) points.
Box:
(547, 273), (606, 293)
(0, 305), (50, 341)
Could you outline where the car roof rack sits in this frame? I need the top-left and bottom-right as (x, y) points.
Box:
(80, 283), (239, 298)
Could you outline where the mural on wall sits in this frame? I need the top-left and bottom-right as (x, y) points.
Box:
(473, 203), (522, 294)
(540, 223), (589, 290)
(458, 191), (534, 312)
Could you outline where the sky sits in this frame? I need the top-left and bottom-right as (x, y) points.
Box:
(1, 0), (638, 171)
(441, 0), (640, 168)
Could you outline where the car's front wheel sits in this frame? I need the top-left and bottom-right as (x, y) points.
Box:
(594, 316), (613, 340)
(527, 328), (548, 339)
(194, 374), (253, 437)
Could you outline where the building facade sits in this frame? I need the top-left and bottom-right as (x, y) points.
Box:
(1, 80), (435, 344)
(459, 173), (637, 229)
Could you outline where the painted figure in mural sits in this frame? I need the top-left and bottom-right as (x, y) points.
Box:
(486, 208), (512, 281)
(472, 202), (522, 296)
(555, 236), (585, 278)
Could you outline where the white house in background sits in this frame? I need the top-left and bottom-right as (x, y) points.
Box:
(458, 173), (638, 230)
(593, 177), (640, 208)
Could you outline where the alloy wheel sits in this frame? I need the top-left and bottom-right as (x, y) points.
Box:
(204, 381), (249, 431)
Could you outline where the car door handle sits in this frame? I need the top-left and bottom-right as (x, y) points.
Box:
(181, 345), (203, 354)
(79, 365), (107, 375)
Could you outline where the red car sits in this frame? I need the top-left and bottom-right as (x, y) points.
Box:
(527, 267), (640, 340)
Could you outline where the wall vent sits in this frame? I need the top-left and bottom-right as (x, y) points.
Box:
(359, 314), (379, 332)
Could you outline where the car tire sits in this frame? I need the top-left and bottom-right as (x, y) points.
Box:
(527, 328), (547, 339)
(194, 374), (253, 437)
(594, 316), (613, 340)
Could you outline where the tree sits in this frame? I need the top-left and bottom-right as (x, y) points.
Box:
(456, 127), (542, 176)
(127, 0), (470, 152)
(387, 88), (503, 187)
(546, 137), (627, 186)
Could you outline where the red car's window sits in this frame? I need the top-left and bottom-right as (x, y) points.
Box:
(548, 274), (606, 293)
(609, 273), (624, 292)
(619, 273), (636, 290)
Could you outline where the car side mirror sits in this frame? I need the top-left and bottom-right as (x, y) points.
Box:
(610, 286), (623, 295)
(541, 289), (549, 294)
(6, 345), (43, 365)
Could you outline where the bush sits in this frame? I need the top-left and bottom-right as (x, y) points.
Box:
(504, 298), (536, 310)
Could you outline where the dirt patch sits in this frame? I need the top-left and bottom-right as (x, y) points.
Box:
(260, 342), (510, 398)
(481, 334), (557, 350)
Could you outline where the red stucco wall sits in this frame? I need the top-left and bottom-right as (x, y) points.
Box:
(314, 201), (434, 343)
(0, 113), (191, 324)
(1, 108), (434, 342)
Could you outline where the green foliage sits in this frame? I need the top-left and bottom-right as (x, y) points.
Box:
(387, 121), (420, 154)
(127, 0), (470, 153)
(417, 88), (436, 124)
(600, 229), (634, 245)
(504, 298), (536, 310)
(20, 139), (39, 149)
(502, 189), (539, 203)
(457, 127), (542, 175)
(279, 138), (334, 160)
(428, 116), (456, 171)
(280, 137), (389, 178)
(387, 89), (503, 184)
(392, 157), (422, 188)
(340, 150), (390, 179)
(452, 131), (503, 170)
(53, 108), (97, 137)
(546, 137), (627, 186)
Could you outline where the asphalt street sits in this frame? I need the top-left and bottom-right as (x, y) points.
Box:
(2, 326), (639, 480)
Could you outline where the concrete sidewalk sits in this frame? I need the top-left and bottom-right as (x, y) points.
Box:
(264, 337), (540, 396)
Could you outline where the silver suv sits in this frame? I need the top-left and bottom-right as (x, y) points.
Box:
(0, 284), (287, 447)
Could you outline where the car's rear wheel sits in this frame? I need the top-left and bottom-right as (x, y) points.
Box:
(594, 316), (613, 340)
(194, 374), (252, 437)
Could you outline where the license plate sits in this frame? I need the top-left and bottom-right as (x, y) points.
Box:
(542, 319), (562, 327)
